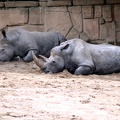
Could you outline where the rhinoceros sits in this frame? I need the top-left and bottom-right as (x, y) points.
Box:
(32, 38), (120, 75)
(0, 28), (66, 62)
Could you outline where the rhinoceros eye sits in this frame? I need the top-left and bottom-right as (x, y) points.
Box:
(52, 60), (56, 65)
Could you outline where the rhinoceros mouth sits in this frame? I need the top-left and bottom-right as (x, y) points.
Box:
(42, 67), (56, 74)
(0, 57), (10, 62)
(43, 68), (51, 74)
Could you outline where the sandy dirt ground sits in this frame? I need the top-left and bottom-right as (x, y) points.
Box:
(0, 61), (120, 120)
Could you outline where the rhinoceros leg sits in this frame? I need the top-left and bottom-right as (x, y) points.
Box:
(11, 56), (20, 61)
(23, 50), (38, 62)
(74, 65), (94, 75)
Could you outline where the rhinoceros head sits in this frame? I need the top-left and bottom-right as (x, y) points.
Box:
(0, 29), (20, 61)
(32, 44), (70, 74)
(0, 43), (14, 62)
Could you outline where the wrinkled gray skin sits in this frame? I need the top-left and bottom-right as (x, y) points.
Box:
(0, 28), (66, 62)
(32, 38), (120, 75)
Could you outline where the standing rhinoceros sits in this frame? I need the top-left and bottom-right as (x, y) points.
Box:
(0, 28), (66, 62)
(32, 38), (120, 75)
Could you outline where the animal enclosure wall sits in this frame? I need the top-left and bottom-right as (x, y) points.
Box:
(0, 0), (120, 44)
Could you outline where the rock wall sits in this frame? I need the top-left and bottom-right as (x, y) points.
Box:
(0, 0), (120, 44)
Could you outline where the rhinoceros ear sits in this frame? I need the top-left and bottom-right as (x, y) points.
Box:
(2, 30), (6, 38)
(60, 44), (69, 50)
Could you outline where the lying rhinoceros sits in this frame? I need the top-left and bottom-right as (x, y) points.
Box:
(32, 38), (120, 75)
(0, 28), (66, 62)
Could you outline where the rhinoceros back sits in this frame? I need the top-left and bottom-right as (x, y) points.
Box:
(31, 31), (66, 57)
(56, 32), (67, 44)
(90, 44), (120, 74)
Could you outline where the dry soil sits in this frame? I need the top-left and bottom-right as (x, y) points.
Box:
(0, 61), (120, 120)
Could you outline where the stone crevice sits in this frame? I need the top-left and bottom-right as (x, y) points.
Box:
(66, 6), (74, 37)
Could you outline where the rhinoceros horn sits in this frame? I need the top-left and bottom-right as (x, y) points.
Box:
(32, 51), (47, 69)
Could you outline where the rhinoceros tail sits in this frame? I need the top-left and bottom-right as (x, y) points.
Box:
(57, 33), (67, 44)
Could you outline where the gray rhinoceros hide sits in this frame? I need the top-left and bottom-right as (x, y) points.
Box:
(32, 38), (120, 75)
(0, 28), (66, 62)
